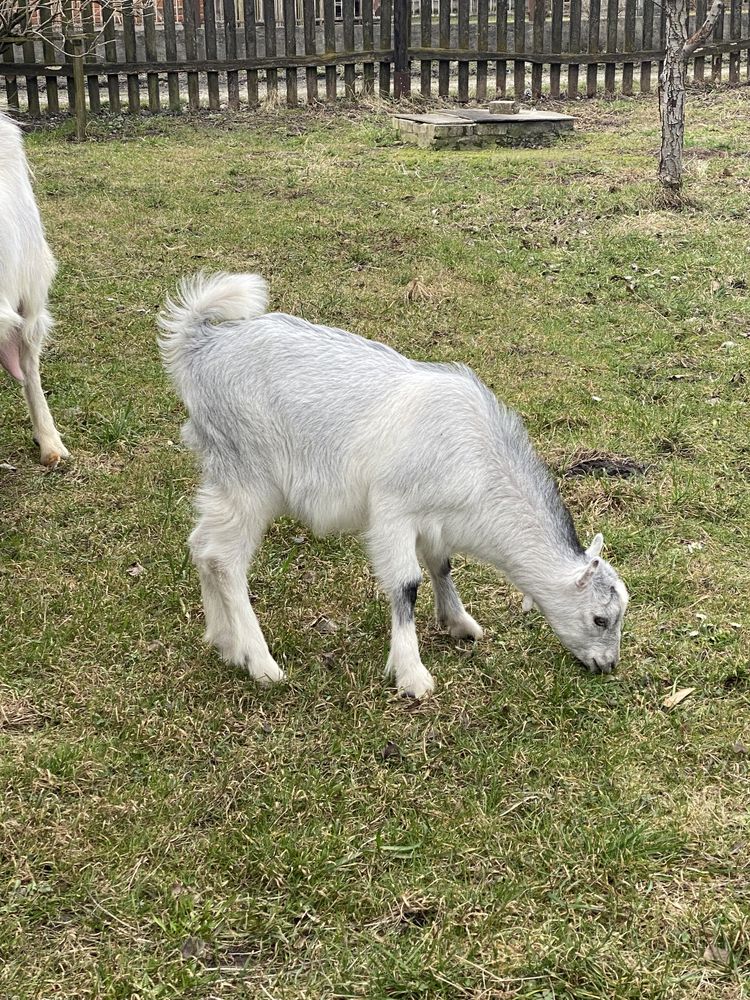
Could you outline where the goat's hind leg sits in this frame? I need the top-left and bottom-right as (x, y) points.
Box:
(420, 548), (483, 641)
(367, 520), (435, 699)
(190, 483), (284, 686)
(18, 310), (69, 468)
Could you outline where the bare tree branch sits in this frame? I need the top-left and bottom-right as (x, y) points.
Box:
(684, 0), (723, 57)
(1, 0), (145, 60)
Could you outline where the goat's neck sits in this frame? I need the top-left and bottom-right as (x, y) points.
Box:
(463, 503), (586, 602)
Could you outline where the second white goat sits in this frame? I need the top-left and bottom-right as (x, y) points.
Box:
(159, 272), (629, 697)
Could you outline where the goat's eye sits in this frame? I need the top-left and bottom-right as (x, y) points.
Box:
(593, 616), (608, 628)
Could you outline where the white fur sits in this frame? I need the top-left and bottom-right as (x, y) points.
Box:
(159, 272), (629, 695)
(0, 112), (68, 467)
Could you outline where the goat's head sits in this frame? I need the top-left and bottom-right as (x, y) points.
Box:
(532, 533), (629, 673)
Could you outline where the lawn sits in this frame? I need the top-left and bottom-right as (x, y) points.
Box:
(1, 89), (749, 1000)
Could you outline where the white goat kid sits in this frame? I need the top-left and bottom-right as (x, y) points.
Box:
(159, 273), (629, 698)
(0, 112), (68, 467)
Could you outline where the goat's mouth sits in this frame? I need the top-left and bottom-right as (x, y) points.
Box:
(589, 657), (616, 675)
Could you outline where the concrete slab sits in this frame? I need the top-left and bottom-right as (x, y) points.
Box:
(439, 108), (575, 123)
(393, 108), (575, 149)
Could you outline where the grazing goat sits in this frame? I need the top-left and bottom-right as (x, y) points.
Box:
(0, 112), (68, 467)
(159, 273), (629, 698)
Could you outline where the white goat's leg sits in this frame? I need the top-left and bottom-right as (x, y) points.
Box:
(189, 484), (284, 686)
(368, 521), (434, 699)
(18, 313), (68, 468)
(420, 550), (483, 641)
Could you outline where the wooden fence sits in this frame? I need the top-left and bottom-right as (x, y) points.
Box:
(2, 0), (749, 116)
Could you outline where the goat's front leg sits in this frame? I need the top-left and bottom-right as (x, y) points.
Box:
(368, 522), (434, 699)
(420, 551), (483, 641)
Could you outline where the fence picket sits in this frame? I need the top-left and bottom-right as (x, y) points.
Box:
(729, 0), (741, 81)
(284, 0), (299, 105)
(394, 0), (410, 96)
(163, 0), (181, 110)
(22, 5), (40, 116)
(81, 0), (100, 113)
(343, 0), (355, 97)
(324, 0), (337, 99)
(550, 0), (563, 97)
(640, 0), (654, 90)
(380, 0), (392, 96)
(303, 0), (318, 101)
(121, 0), (140, 112)
(657, 0), (665, 79)
(457, 0), (469, 99)
(711, 3), (727, 83)
(224, 0), (241, 109)
(531, 0), (545, 99)
(623, 0), (636, 92)
(264, 0), (279, 101)
(244, 0), (259, 105)
(567, 0), (581, 96)
(586, 0), (601, 96)
(438, 0), (450, 97)
(421, 0), (432, 97)
(204, 0), (220, 110)
(605, 0), (618, 94)
(513, 0), (525, 100)
(143, 0), (161, 112)
(3, 43), (18, 109)
(40, 0), (60, 114)
(476, 0), (488, 99)
(362, 0), (374, 94)
(62, 0), (74, 109)
(496, 0), (508, 96)
(183, 0), (200, 109)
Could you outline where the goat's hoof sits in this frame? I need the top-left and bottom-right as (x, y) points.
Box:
(396, 667), (435, 700)
(250, 659), (286, 686)
(41, 445), (70, 470)
(445, 614), (484, 642)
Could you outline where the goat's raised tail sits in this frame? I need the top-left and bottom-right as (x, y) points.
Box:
(158, 271), (269, 381)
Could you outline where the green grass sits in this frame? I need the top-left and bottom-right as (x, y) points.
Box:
(1, 89), (749, 999)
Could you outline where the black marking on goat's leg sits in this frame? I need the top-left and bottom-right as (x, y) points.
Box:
(439, 558), (452, 577)
(395, 579), (420, 626)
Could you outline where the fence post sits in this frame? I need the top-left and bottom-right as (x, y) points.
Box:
(71, 36), (87, 140)
(393, 0), (410, 98)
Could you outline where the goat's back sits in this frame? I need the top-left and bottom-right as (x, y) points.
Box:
(176, 311), (500, 531)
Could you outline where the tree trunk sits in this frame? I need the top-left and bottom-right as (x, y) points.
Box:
(659, 0), (689, 190)
(659, 0), (723, 192)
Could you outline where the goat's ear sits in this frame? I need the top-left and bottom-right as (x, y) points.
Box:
(586, 533), (604, 558)
(575, 557), (601, 589)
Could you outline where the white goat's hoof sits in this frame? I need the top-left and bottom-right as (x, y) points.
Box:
(41, 443), (69, 469)
(221, 645), (286, 686)
(248, 658), (286, 686)
(445, 613), (483, 642)
(394, 663), (435, 700)
(521, 594), (536, 613)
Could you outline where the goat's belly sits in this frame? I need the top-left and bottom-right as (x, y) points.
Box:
(284, 480), (368, 537)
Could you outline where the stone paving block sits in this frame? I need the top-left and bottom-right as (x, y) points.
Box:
(488, 99), (517, 114)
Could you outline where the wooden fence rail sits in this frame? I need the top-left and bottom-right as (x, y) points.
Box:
(2, 0), (749, 116)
